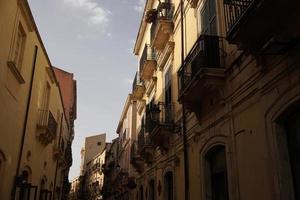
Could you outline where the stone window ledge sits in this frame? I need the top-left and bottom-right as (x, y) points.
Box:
(7, 61), (25, 84)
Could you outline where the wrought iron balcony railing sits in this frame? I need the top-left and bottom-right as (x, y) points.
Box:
(137, 128), (153, 150)
(224, 0), (256, 37)
(150, 2), (174, 50)
(37, 109), (58, 145)
(178, 35), (223, 96)
(146, 102), (175, 135)
(132, 72), (145, 100)
(130, 140), (144, 172)
(139, 44), (157, 80)
(137, 128), (154, 163)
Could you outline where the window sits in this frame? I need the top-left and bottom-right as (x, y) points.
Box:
(149, 180), (155, 200)
(164, 171), (173, 200)
(123, 129), (127, 143)
(13, 23), (26, 70)
(164, 68), (172, 105)
(201, 0), (217, 35)
(61, 139), (65, 152)
(284, 109), (300, 199)
(205, 145), (229, 200)
(42, 82), (51, 110)
(139, 185), (144, 200)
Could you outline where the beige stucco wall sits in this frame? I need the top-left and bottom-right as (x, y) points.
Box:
(130, 0), (300, 200)
(0, 0), (73, 199)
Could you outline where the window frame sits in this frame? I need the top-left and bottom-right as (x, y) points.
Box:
(198, 0), (218, 36)
(7, 20), (28, 84)
(164, 171), (174, 200)
(200, 142), (231, 200)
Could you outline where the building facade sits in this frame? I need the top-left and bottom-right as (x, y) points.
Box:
(69, 177), (80, 200)
(119, 0), (300, 200)
(0, 0), (76, 199)
(103, 94), (140, 199)
(76, 133), (107, 200)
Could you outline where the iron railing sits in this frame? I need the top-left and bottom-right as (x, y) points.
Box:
(139, 44), (156, 73)
(224, 0), (257, 36)
(178, 35), (223, 95)
(150, 2), (174, 43)
(137, 128), (153, 151)
(146, 102), (175, 134)
(37, 109), (58, 136)
(132, 72), (144, 93)
(130, 140), (140, 161)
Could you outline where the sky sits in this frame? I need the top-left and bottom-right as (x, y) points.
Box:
(28, 0), (145, 180)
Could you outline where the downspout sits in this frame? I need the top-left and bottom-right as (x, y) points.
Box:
(52, 113), (64, 200)
(180, 1), (189, 200)
(12, 45), (38, 200)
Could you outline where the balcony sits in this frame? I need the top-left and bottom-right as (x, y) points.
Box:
(178, 35), (225, 114)
(224, 0), (300, 53)
(150, 2), (174, 51)
(65, 142), (73, 166)
(53, 146), (64, 161)
(139, 44), (157, 81)
(137, 128), (154, 164)
(130, 141), (144, 172)
(36, 109), (58, 145)
(132, 72), (145, 100)
(146, 102), (176, 150)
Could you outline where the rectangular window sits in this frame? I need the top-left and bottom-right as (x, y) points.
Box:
(14, 23), (26, 70)
(201, 0), (217, 35)
(42, 82), (51, 110)
(164, 68), (172, 105)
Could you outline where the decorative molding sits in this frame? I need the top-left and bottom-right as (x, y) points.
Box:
(7, 61), (25, 84)
(157, 41), (174, 71)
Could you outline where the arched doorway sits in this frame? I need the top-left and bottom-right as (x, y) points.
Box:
(204, 145), (229, 200)
(279, 107), (300, 199)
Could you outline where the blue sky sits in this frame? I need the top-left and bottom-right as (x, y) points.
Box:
(28, 0), (145, 180)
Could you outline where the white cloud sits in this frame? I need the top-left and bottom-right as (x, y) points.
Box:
(64, 0), (110, 26)
(133, 0), (145, 13)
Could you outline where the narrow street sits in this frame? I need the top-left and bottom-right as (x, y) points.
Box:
(0, 0), (300, 200)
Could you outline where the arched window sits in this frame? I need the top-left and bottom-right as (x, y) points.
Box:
(149, 180), (155, 200)
(164, 171), (173, 200)
(205, 145), (229, 200)
(283, 108), (300, 199)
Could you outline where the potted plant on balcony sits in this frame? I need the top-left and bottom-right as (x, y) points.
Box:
(145, 9), (157, 23)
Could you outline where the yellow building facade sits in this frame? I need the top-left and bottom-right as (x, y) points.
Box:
(0, 0), (75, 199)
(126, 0), (300, 200)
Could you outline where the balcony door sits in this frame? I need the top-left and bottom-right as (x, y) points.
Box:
(164, 68), (172, 123)
(201, 0), (217, 35)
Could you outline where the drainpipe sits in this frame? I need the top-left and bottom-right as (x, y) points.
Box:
(52, 113), (64, 200)
(180, 1), (189, 200)
(11, 45), (38, 200)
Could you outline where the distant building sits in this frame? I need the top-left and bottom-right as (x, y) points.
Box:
(76, 133), (108, 200)
(102, 94), (139, 199)
(101, 138), (120, 200)
(69, 177), (80, 200)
